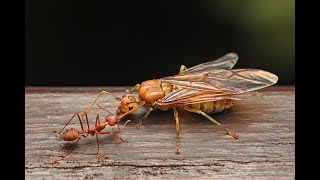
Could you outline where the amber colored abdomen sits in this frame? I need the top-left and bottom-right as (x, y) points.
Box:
(188, 99), (234, 114)
(60, 128), (79, 141)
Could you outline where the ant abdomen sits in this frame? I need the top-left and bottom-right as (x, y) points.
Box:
(60, 128), (80, 141)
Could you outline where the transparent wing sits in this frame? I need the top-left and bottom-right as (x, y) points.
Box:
(160, 68), (278, 94)
(181, 52), (238, 74)
(155, 88), (242, 106)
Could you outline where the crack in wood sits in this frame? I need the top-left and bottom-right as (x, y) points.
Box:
(26, 159), (294, 170)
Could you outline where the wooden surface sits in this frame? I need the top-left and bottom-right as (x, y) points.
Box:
(25, 86), (295, 179)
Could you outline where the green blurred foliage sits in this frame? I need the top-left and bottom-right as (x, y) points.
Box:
(207, 0), (294, 84)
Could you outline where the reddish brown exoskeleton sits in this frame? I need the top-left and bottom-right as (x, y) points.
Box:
(84, 53), (278, 154)
(53, 109), (132, 163)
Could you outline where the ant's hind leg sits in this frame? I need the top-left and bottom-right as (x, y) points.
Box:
(173, 107), (180, 155)
(53, 137), (82, 164)
(183, 106), (239, 139)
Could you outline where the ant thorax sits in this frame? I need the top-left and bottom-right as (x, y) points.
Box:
(138, 80), (172, 104)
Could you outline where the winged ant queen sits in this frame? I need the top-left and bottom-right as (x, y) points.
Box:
(82, 53), (278, 154)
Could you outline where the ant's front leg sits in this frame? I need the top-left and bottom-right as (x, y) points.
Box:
(135, 107), (154, 128)
(98, 131), (128, 143)
(179, 65), (188, 74)
(127, 84), (140, 94)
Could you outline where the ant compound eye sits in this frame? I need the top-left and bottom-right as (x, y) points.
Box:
(129, 106), (133, 110)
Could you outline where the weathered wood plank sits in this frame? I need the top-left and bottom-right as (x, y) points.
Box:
(25, 86), (295, 179)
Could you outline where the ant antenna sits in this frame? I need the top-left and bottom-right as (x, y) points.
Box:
(96, 104), (113, 116)
(84, 91), (122, 116)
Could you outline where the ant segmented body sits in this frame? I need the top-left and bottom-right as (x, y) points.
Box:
(83, 53), (278, 154)
(54, 110), (130, 163)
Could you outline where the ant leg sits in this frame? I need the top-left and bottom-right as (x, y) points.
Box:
(83, 91), (122, 116)
(94, 131), (128, 160)
(135, 107), (154, 128)
(53, 136), (82, 164)
(183, 106), (239, 139)
(116, 124), (121, 131)
(128, 84), (140, 94)
(142, 107), (154, 124)
(96, 104), (113, 116)
(94, 131), (102, 161)
(58, 113), (83, 133)
(179, 65), (187, 74)
(95, 114), (100, 127)
(84, 113), (91, 130)
(98, 131), (128, 143)
(173, 107), (180, 155)
(124, 120), (132, 127)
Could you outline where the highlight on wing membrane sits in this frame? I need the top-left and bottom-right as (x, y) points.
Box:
(180, 52), (238, 74)
(161, 69), (278, 93)
(155, 88), (243, 106)
(157, 64), (278, 106)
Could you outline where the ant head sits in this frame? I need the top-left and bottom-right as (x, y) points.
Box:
(105, 115), (118, 126)
(116, 94), (142, 116)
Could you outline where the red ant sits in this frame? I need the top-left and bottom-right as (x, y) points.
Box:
(53, 108), (133, 163)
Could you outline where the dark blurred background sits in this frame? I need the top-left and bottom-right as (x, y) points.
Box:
(25, 0), (294, 86)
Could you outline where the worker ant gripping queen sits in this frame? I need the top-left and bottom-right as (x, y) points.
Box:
(53, 107), (134, 163)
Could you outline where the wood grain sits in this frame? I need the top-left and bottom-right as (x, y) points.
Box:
(25, 86), (295, 179)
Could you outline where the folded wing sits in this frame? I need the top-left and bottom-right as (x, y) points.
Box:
(157, 69), (278, 106)
(180, 52), (239, 75)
